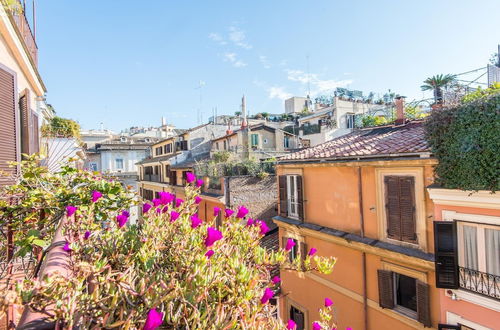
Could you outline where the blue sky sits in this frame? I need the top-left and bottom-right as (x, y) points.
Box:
(34, 0), (500, 131)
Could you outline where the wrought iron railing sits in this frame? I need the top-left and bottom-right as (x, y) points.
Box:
(459, 266), (500, 300)
(10, 2), (38, 65)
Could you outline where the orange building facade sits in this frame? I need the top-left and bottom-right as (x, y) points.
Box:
(274, 121), (442, 329)
(428, 188), (500, 330)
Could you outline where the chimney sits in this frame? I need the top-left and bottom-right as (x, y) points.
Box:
(394, 96), (406, 125)
(226, 121), (233, 135)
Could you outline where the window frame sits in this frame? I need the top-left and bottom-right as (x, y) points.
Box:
(115, 158), (124, 170)
(287, 175), (299, 219)
(393, 272), (418, 319)
(285, 298), (308, 330)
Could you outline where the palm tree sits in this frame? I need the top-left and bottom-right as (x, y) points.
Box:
(421, 74), (456, 104)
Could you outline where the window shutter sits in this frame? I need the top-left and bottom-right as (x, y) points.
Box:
(416, 281), (431, 327)
(399, 176), (417, 243)
(294, 310), (305, 330)
(19, 90), (30, 155)
(0, 68), (17, 186)
(377, 269), (394, 309)
(438, 324), (460, 330)
(296, 175), (304, 221)
(385, 176), (401, 240)
(278, 175), (288, 217)
(300, 241), (308, 271)
(434, 221), (459, 289)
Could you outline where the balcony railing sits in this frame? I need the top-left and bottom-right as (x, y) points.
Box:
(10, 4), (38, 65)
(143, 174), (160, 182)
(459, 266), (500, 301)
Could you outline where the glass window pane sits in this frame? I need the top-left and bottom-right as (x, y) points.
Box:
(462, 225), (478, 270)
(485, 228), (500, 276)
(395, 273), (417, 312)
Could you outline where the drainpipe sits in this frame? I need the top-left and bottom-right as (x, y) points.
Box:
(358, 166), (368, 330)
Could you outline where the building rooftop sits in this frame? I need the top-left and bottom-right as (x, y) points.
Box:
(280, 120), (429, 162)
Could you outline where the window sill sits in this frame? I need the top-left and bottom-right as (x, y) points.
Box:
(393, 305), (418, 321)
(384, 236), (424, 252)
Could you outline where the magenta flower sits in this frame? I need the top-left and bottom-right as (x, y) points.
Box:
(285, 238), (296, 251)
(246, 218), (254, 226)
(158, 192), (174, 205)
(175, 198), (184, 208)
(272, 276), (281, 284)
(144, 308), (163, 330)
(63, 242), (72, 252)
(308, 247), (317, 256)
(116, 214), (128, 228)
(91, 190), (102, 203)
(162, 205), (169, 213)
(121, 210), (130, 217)
(312, 322), (321, 330)
(152, 198), (161, 207)
(195, 196), (202, 205)
(204, 227), (223, 247)
(143, 203), (152, 214)
(224, 209), (234, 218)
(84, 231), (91, 240)
(170, 211), (180, 222)
(66, 205), (77, 217)
(156, 207), (162, 214)
(213, 207), (221, 217)
(205, 249), (214, 259)
(236, 206), (249, 219)
(259, 221), (269, 235)
(196, 179), (204, 187)
(185, 172), (196, 183)
(324, 297), (333, 307)
(287, 320), (297, 330)
(260, 287), (274, 304)
(190, 215), (202, 228)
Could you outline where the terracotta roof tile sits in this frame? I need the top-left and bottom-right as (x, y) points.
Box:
(280, 120), (429, 162)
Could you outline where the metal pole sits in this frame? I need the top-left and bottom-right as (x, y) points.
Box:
(32, 0), (36, 41)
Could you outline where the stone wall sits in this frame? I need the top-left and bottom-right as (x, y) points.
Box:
(225, 175), (277, 227)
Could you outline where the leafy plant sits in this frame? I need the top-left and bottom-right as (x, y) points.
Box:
(461, 82), (500, 104)
(361, 115), (388, 127)
(41, 116), (81, 139)
(421, 74), (457, 104)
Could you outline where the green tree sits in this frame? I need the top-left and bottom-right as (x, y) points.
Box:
(420, 74), (456, 104)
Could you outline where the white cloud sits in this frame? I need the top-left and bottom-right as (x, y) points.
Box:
(259, 55), (271, 69)
(223, 52), (247, 68)
(286, 69), (352, 95)
(228, 26), (252, 49)
(208, 33), (227, 45)
(268, 86), (292, 101)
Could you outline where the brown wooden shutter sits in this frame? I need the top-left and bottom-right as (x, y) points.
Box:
(416, 281), (431, 327)
(377, 269), (395, 309)
(0, 68), (17, 186)
(278, 175), (288, 217)
(296, 175), (304, 220)
(31, 112), (39, 154)
(400, 177), (417, 243)
(19, 89), (30, 155)
(434, 221), (459, 289)
(300, 241), (308, 270)
(385, 176), (401, 240)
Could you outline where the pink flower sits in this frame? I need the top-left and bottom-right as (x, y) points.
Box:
(91, 190), (102, 203)
(285, 238), (296, 251)
(259, 221), (269, 235)
(236, 206), (249, 218)
(312, 322), (321, 330)
(213, 207), (221, 217)
(66, 205), (77, 217)
(205, 250), (214, 259)
(144, 308), (163, 330)
(170, 211), (180, 222)
(143, 203), (152, 214)
(185, 172), (196, 183)
(196, 179), (204, 187)
(152, 199), (161, 207)
(324, 297), (333, 307)
(246, 218), (254, 226)
(195, 196), (202, 204)
(204, 227), (223, 247)
(156, 207), (162, 214)
(175, 198), (184, 208)
(190, 215), (202, 228)
(158, 192), (174, 205)
(162, 205), (169, 213)
(84, 231), (91, 240)
(260, 287), (274, 304)
(121, 210), (130, 217)
(224, 209), (234, 218)
(308, 247), (317, 256)
(116, 214), (128, 228)
(272, 276), (281, 284)
(287, 320), (297, 330)
(346, 328), (352, 330)
(63, 242), (72, 252)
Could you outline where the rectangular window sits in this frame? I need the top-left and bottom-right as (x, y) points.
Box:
(155, 146), (163, 156)
(384, 176), (417, 244)
(278, 175), (304, 220)
(223, 140), (227, 150)
(289, 306), (305, 330)
(251, 133), (259, 147)
(216, 142), (219, 150)
(287, 175), (299, 218)
(458, 222), (500, 275)
(284, 136), (290, 149)
(115, 159), (124, 170)
(394, 273), (417, 315)
(346, 113), (355, 129)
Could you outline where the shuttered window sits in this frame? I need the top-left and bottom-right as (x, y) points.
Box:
(377, 269), (431, 327)
(278, 175), (288, 217)
(251, 133), (259, 147)
(434, 221), (459, 289)
(282, 237), (298, 262)
(279, 175), (304, 220)
(384, 176), (417, 243)
(19, 90), (30, 156)
(30, 111), (39, 154)
(289, 306), (305, 330)
(0, 67), (17, 186)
